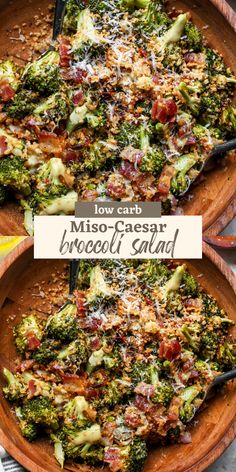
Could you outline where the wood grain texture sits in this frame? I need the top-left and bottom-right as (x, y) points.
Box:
(0, 238), (235, 472)
(210, 0), (236, 31)
(0, 0), (235, 235)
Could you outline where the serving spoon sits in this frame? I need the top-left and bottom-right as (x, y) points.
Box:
(58, 259), (80, 311)
(188, 367), (236, 423)
(180, 137), (236, 196)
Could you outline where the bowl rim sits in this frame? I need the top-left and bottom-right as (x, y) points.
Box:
(0, 238), (235, 471)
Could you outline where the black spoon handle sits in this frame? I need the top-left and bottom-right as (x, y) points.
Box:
(52, 0), (67, 42)
(212, 368), (236, 387)
(210, 138), (236, 158)
(69, 259), (79, 297)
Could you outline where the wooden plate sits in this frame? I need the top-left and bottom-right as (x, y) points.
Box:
(0, 238), (235, 472)
(0, 0), (235, 235)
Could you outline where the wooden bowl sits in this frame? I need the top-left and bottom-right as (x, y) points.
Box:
(0, 0), (235, 235)
(0, 238), (235, 472)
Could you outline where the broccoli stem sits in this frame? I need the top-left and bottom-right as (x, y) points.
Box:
(163, 265), (185, 296)
(178, 82), (199, 116)
(162, 13), (188, 47)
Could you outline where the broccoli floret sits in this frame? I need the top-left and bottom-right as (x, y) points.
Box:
(14, 314), (43, 354)
(86, 265), (115, 305)
(170, 153), (198, 196)
(205, 48), (228, 76)
(162, 265), (185, 297)
(77, 260), (94, 288)
(23, 50), (60, 95)
(181, 271), (199, 297)
(0, 184), (8, 205)
(86, 104), (106, 129)
(201, 331), (219, 359)
(87, 347), (105, 373)
(138, 260), (171, 284)
(33, 92), (70, 125)
(179, 385), (202, 423)
(62, 423), (102, 459)
(63, 396), (90, 427)
(217, 342), (236, 369)
(99, 380), (124, 407)
(33, 339), (62, 365)
(0, 60), (19, 94)
(15, 407), (39, 441)
(25, 190), (78, 216)
(21, 397), (59, 430)
(63, 0), (85, 34)
(139, 125), (166, 175)
(46, 303), (78, 342)
(105, 438), (147, 472)
(66, 103), (88, 134)
(181, 324), (201, 352)
(71, 9), (104, 57)
(161, 13), (188, 48)
(183, 21), (203, 52)
(2, 368), (26, 401)
(131, 361), (151, 384)
(178, 82), (199, 116)
(200, 93), (221, 125)
(35, 158), (73, 195)
(152, 380), (174, 406)
(57, 336), (88, 368)
(192, 124), (223, 143)
(134, 1), (170, 36)
(117, 122), (141, 148)
(4, 89), (40, 119)
(0, 128), (24, 157)
(22, 371), (52, 398)
(0, 156), (31, 197)
(220, 105), (236, 135)
(200, 293), (222, 317)
(51, 434), (65, 468)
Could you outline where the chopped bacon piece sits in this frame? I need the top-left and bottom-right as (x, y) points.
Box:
(186, 135), (197, 146)
(73, 89), (84, 106)
(152, 99), (177, 124)
(90, 336), (102, 351)
(0, 79), (15, 102)
(125, 411), (142, 428)
(62, 148), (82, 162)
(62, 67), (87, 83)
(138, 47), (148, 58)
(104, 447), (122, 472)
(28, 379), (36, 395)
(134, 382), (155, 398)
(0, 135), (7, 155)
(85, 316), (102, 331)
(16, 359), (35, 373)
(58, 36), (71, 67)
(74, 290), (87, 316)
(27, 334), (41, 350)
(159, 339), (181, 361)
(120, 146), (144, 165)
(134, 394), (151, 412)
(38, 131), (66, 156)
(86, 387), (101, 399)
(120, 161), (140, 181)
(81, 189), (99, 201)
(135, 173), (156, 199)
(157, 165), (176, 196)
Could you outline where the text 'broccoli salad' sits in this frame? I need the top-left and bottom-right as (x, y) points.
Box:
(0, 0), (235, 231)
(2, 260), (236, 471)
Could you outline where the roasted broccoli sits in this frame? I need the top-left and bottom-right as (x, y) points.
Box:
(4, 89), (40, 119)
(0, 60), (19, 95)
(178, 82), (199, 116)
(161, 13), (188, 48)
(117, 122), (141, 148)
(200, 93), (222, 125)
(23, 50), (60, 95)
(61, 423), (102, 459)
(2, 368), (26, 401)
(181, 323), (202, 352)
(138, 260), (171, 284)
(217, 342), (236, 369)
(14, 314), (43, 354)
(20, 397), (59, 430)
(179, 385), (202, 423)
(57, 336), (88, 368)
(46, 303), (78, 342)
(35, 158), (73, 195)
(33, 92), (70, 125)
(152, 380), (174, 406)
(170, 153), (198, 196)
(181, 271), (199, 297)
(71, 8), (104, 58)
(63, 0), (85, 34)
(205, 48), (228, 76)
(63, 395), (90, 427)
(0, 128), (24, 157)
(163, 265), (185, 297)
(134, 0), (170, 36)
(15, 407), (39, 441)
(86, 265), (115, 305)
(201, 331), (219, 360)
(105, 438), (147, 472)
(25, 189), (78, 216)
(32, 339), (62, 365)
(139, 125), (166, 175)
(0, 156), (31, 196)
(77, 260), (93, 288)
(183, 21), (203, 52)
(220, 105), (236, 135)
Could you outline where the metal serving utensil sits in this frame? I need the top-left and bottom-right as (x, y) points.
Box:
(180, 137), (236, 196)
(187, 367), (236, 423)
(58, 259), (80, 311)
